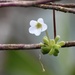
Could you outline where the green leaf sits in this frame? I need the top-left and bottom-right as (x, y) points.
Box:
(43, 36), (49, 45)
(55, 35), (60, 43)
(54, 44), (61, 50)
(50, 39), (55, 46)
(5, 51), (51, 75)
(49, 48), (54, 55)
(41, 46), (50, 54)
(53, 51), (58, 56)
(57, 41), (65, 46)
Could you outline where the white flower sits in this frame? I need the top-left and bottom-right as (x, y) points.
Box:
(29, 18), (47, 36)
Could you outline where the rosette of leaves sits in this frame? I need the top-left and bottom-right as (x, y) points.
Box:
(41, 35), (65, 56)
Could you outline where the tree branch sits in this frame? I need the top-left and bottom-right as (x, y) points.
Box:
(0, 44), (40, 50)
(0, 0), (54, 7)
(49, 2), (75, 8)
(0, 41), (75, 50)
(0, 1), (74, 14)
(36, 4), (75, 14)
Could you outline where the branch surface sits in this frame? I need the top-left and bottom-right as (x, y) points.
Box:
(0, 1), (74, 14)
(0, 0), (54, 7)
(36, 4), (75, 14)
(49, 2), (75, 8)
(0, 41), (75, 50)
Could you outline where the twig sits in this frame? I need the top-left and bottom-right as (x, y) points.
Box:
(0, 44), (41, 50)
(1, 1), (75, 8)
(36, 4), (75, 14)
(49, 2), (75, 8)
(0, 1), (74, 14)
(0, 41), (75, 50)
(0, 0), (54, 7)
(62, 41), (75, 47)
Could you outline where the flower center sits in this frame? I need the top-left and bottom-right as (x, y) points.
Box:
(36, 22), (42, 29)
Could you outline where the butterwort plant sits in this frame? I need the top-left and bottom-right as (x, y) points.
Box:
(29, 18), (65, 56)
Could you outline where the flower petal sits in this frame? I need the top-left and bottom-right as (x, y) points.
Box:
(29, 26), (42, 36)
(37, 18), (44, 23)
(29, 26), (37, 34)
(34, 29), (41, 36)
(41, 23), (47, 32)
(30, 20), (37, 26)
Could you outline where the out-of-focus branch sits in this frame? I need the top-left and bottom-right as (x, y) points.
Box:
(49, 2), (75, 8)
(0, 0), (54, 7)
(62, 41), (75, 47)
(0, 41), (75, 50)
(36, 4), (75, 14)
(0, 44), (41, 50)
(0, 1), (74, 14)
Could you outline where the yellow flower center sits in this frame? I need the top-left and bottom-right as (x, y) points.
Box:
(36, 22), (42, 29)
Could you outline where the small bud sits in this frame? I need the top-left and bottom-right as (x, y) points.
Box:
(57, 41), (65, 46)
(41, 47), (50, 54)
(55, 35), (60, 43)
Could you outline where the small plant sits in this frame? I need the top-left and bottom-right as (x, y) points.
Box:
(29, 18), (65, 56)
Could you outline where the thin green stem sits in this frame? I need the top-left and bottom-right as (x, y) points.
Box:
(45, 30), (50, 40)
(45, 30), (51, 46)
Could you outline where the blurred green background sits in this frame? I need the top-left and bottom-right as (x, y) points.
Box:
(0, 0), (75, 75)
